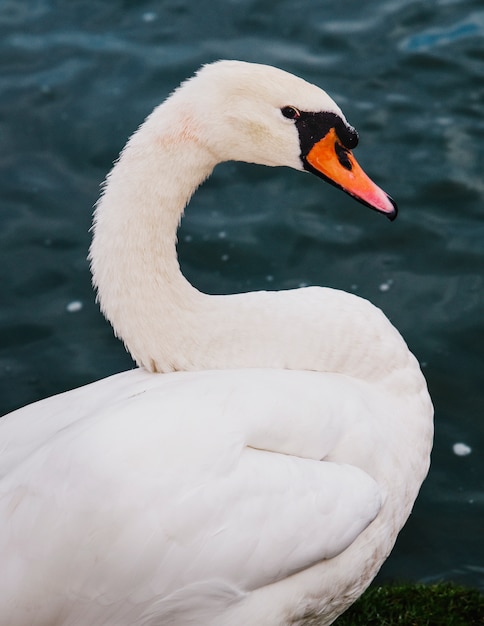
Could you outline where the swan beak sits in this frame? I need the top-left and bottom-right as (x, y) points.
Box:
(305, 128), (398, 220)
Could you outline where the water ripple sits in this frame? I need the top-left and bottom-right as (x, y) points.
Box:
(401, 10), (484, 51)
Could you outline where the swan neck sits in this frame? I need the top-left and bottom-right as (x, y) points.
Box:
(90, 107), (217, 365)
(90, 105), (424, 395)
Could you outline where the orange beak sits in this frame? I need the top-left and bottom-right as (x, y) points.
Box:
(305, 128), (398, 220)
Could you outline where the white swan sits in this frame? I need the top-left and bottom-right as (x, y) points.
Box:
(0, 61), (433, 626)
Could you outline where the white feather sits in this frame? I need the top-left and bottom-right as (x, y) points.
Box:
(0, 61), (433, 626)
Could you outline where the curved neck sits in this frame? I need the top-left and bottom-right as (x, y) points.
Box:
(90, 108), (420, 391)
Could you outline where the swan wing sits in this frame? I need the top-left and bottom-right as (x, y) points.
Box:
(0, 368), (381, 623)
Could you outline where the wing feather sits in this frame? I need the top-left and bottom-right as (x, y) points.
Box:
(0, 367), (382, 622)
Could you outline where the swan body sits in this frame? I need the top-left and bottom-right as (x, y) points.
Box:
(0, 61), (433, 625)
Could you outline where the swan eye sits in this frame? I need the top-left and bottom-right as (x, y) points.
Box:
(281, 106), (301, 120)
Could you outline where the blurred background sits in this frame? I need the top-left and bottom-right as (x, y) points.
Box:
(0, 0), (482, 590)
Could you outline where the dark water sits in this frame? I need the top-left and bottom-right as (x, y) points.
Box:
(1, 0), (483, 591)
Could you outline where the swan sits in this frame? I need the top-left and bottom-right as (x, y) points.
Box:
(0, 60), (433, 626)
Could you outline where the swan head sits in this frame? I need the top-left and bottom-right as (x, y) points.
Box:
(165, 60), (397, 219)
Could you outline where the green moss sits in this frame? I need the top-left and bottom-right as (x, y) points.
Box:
(334, 582), (484, 626)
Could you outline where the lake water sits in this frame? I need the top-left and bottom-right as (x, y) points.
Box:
(1, 0), (483, 592)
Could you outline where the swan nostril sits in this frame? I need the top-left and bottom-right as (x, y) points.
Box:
(335, 142), (353, 171)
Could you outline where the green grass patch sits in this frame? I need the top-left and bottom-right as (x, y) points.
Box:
(334, 582), (484, 625)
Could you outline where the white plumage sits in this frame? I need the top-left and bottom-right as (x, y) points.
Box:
(0, 61), (433, 625)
